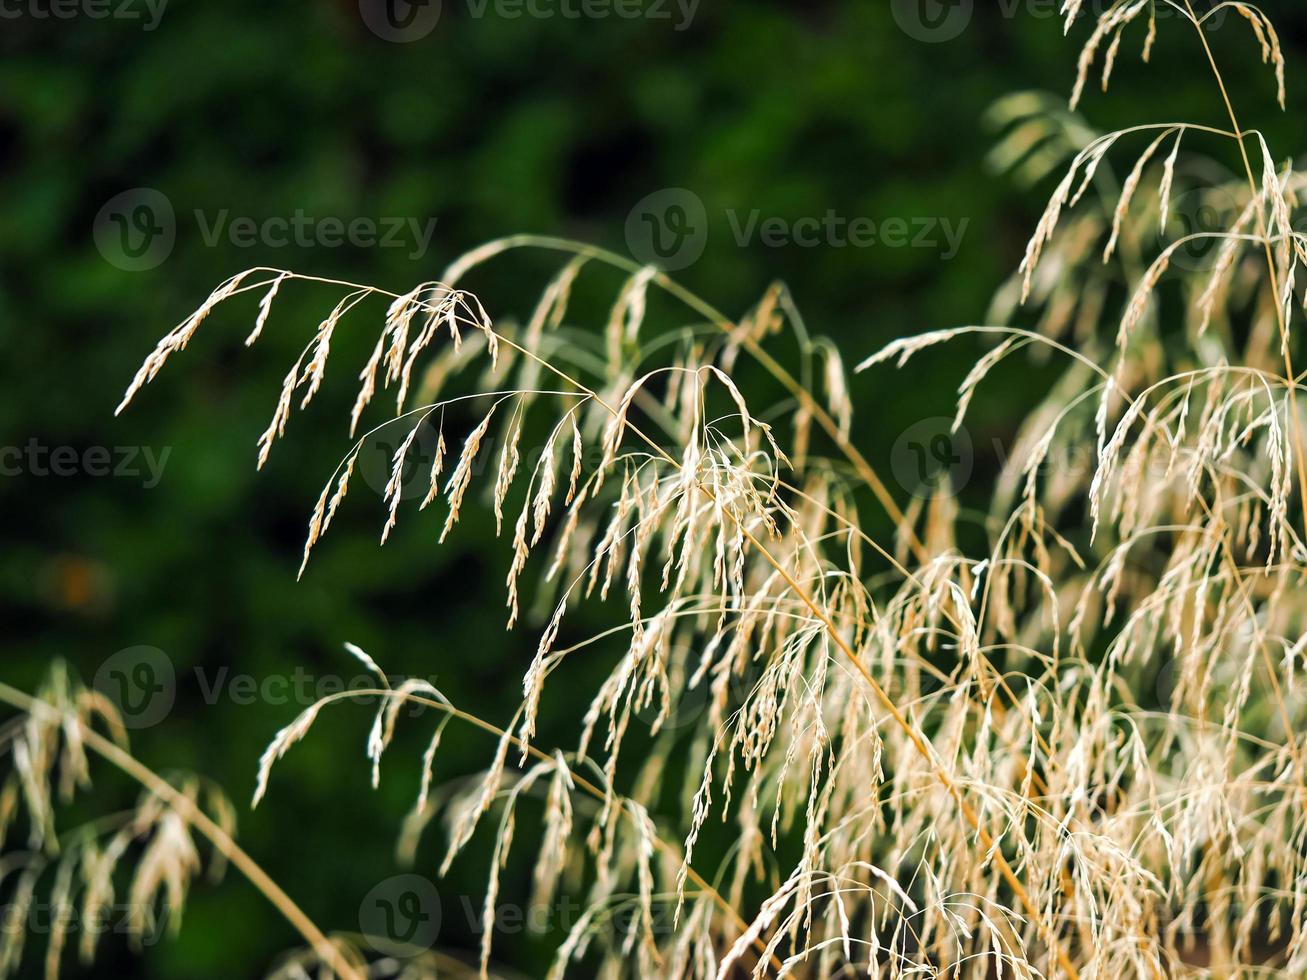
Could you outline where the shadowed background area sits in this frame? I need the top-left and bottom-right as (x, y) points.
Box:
(2, 1), (1305, 975)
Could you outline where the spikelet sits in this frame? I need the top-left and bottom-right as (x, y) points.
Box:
(440, 721), (515, 876)
(440, 403), (499, 543)
(252, 291), (360, 466)
(1118, 240), (1182, 352)
(299, 452), (356, 576)
(396, 286), (453, 411)
(116, 269), (256, 414)
(1157, 129), (1183, 231)
(519, 256), (588, 393)
(245, 271), (290, 347)
(1231, 2), (1287, 109)
(533, 754), (575, 909)
(1059, 0), (1086, 34)
(301, 291), (360, 410)
(370, 678), (442, 793)
(467, 292), (500, 369)
(605, 266), (657, 377)
(350, 331), (389, 439)
(492, 407), (524, 535)
(408, 711), (452, 834)
(419, 421), (448, 511)
(954, 337), (1019, 433)
(378, 423), (421, 545)
(439, 237), (512, 287)
(1103, 128), (1174, 262)
(854, 327), (963, 372)
(505, 497), (530, 629)
(1070, 0), (1148, 109)
(530, 419), (561, 546)
(252, 703), (323, 807)
(343, 641), (387, 686)
(127, 809), (201, 941)
(1020, 161), (1082, 301)
(1196, 192), (1260, 334)
(255, 363), (300, 470)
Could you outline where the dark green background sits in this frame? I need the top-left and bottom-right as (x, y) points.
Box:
(3, 1), (1304, 976)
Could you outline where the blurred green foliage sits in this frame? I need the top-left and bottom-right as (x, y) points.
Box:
(2, 1), (1303, 975)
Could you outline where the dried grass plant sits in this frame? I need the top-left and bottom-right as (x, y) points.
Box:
(6, 1), (1307, 976)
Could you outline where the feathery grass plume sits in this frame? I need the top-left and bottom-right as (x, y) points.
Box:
(0, 666), (318, 979)
(101, 3), (1307, 977)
